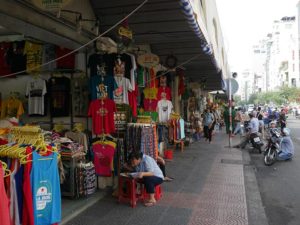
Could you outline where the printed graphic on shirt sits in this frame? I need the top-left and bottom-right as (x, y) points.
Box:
(96, 83), (108, 99)
(35, 180), (52, 216)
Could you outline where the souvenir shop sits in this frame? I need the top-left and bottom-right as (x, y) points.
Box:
(0, 0), (226, 223)
(0, 31), (189, 225)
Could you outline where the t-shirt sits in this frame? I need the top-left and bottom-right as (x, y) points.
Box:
(49, 76), (70, 117)
(26, 77), (47, 115)
(180, 118), (185, 139)
(55, 47), (75, 69)
(88, 53), (109, 76)
(157, 87), (172, 100)
(23, 41), (43, 72)
(135, 155), (164, 179)
(128, 83), (138, 117)
(114, 104), (132, 131)
(0, 42), (11, 76)
(89, 75), (117, 100)
(157, 99), (173, 123)
(104, 53), (132, 79)
(7, 41), (27, 75)
(113, 76), (133, 104)
(88, 98), (116, 134)
(143, 99), (158, 112)
(0, 164), (10, 225)
(143, 88), (158, 100)
(93, 144), (115, 177)
(1, 98), (24, 119)
(42, 44), (56, 71)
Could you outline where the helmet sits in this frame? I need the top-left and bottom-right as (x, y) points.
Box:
(282, 128), (290, 136)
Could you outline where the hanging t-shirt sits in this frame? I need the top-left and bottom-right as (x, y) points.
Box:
(143, 99), (158, 112)
(30, 151), (61, 225)
(26, 77), (47, 115)
(137, 67), (145, 87)
(72, 77), (89, 116)
(93, 144), (115, 176)
(143, 87), (158, 100)
(0, 164), (10, 225)
(0, 42), (11, 76)
(88, 98), (116, 134)
(55, 47), (75, 69)
(23, 41), (43, 72)
(42, 44), (56, 71)
(1, 98), (24, 119)
(22, 147), (34, 225)
(179, 118), (185, 139)
(49, 76), (70, 117)
(89, 75), (117, 100)
(128, 83), (138, 117)
(157, 99), (173, 123)
(114, 104), (132, 131)
(104, 53), (132, 79)
(113, 76), (133, 104)
(157, 87), (172, 100)
(7, 41), (27, 75)
(87, 53), (110, 76)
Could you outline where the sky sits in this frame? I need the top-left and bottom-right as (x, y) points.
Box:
(215, 0), (299, 73)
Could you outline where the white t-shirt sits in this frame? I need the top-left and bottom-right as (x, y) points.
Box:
(26, 77), (47, 115)
(113, 76), (133, 104)
(157, 99), (173, 123)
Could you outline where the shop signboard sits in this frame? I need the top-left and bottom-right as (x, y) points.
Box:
(137, 53), (160, 68)
(31, 0), (72, 11)
(118, 26), (133, 40)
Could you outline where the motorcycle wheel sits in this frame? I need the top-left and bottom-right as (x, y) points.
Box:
(264, 148), (277, 166)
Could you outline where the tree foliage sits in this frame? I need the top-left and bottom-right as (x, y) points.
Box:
(245, 87), (300, 105)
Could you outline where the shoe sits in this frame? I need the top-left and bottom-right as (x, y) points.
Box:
(144, 201), (156, 207)
(164, 176), (174, 182)
(232, 145), (240, 148)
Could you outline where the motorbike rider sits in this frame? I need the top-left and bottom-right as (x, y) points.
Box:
(277, 128), (294, 160)
(233, 112), (260, 149)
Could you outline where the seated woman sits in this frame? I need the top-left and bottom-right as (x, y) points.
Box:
(129, 152), (164, 207)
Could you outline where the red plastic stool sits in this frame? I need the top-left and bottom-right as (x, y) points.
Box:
(118, 175), (143, 208)
(142, 184), (163, 201)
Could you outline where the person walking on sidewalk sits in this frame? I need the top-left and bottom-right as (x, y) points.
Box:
(203, 108), (215, 143)
(233, 107), (243, 136)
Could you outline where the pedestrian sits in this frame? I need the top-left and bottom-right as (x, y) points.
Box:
(203, 108), (215, 143)
(223, 105), (236, 134)
(256, 107), (265, 138)
(279, 109), (287, 131)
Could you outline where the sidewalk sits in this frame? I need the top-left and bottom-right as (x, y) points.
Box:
(64, 132), (268, 225)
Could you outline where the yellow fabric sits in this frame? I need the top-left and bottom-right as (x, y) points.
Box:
(24, 41), (43, 72)
(143, 87), (158, 100)
(1, 98), (24, 119)
(92, 140), (116, 149)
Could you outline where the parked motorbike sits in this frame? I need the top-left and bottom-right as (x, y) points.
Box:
(264, 128), (281, 166)
(243, 121), (264, 153)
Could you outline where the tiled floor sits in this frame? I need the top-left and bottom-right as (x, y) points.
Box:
(64, 133), (249, 225)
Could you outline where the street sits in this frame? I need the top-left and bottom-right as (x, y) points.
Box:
(250, 116), (300, 225)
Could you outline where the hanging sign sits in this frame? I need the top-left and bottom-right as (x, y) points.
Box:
(118, 26), (133, 40)
(137, 53), (160, 68)
(31, 0), (72, 11)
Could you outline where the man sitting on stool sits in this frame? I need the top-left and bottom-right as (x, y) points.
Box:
(130, 152), (164, 207)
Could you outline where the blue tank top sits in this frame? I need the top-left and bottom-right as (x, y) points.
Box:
(31, 151), (61, 225)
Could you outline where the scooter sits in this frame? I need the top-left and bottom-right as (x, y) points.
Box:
(264, 128), (281, 166)
(243, 121), (264, 153)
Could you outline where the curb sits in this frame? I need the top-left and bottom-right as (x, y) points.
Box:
(242, 150), (269, 225)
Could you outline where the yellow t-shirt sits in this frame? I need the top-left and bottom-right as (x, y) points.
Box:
(143, 88), (158, 100)
(1, 98), (24, 119)
(24, 41), (43, 72)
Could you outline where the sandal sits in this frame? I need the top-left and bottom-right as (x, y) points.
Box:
(144, 201), (156, 207)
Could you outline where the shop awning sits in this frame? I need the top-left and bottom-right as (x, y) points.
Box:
(90, 0), (223, 90)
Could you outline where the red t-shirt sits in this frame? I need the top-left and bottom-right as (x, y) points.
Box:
(157, 87), (172, 101)
(0, 164), (10, 225)
(93, 144), (115, 176)
(55, 47), (75, 69)
(88, 98), (116, 134)
(22, 147), (34, 225)
(0, 42), (11, 76)
(128, 84), (138, 117)
(144, 99), (158, 112)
